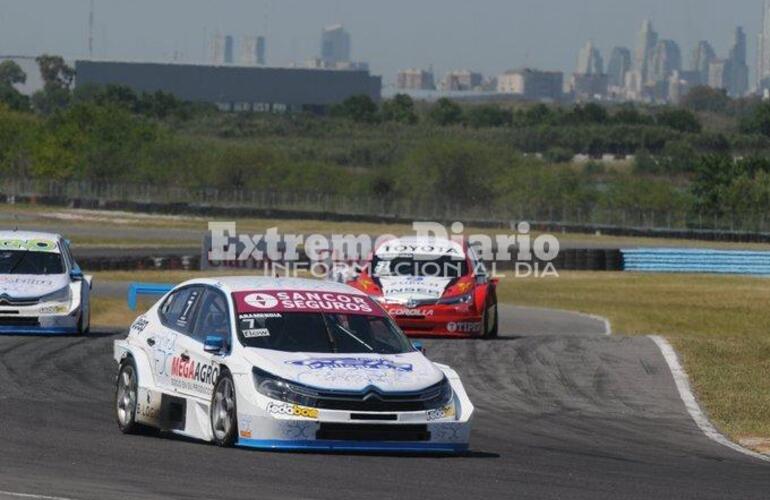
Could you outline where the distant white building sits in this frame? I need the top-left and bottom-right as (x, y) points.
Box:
(497, 68), (563, 101)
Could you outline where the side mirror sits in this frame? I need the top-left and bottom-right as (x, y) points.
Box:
(412, 341), (425, 354)
(204, 335), (226, 354)
(70, 269), (84, 281)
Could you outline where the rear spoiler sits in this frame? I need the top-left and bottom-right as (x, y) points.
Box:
(127, 283), (175, 311)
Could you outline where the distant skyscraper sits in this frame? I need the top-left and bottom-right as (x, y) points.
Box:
(209, 33), (224, 65)
(691, 41), (716, 85)
(321, 25), (351, 65)
(759, 1), (770, 89)
(576, 41), (603, 75)
(224, 35), (235, 64)
(607, 47), (631, 87)
(727, 27), (749, 97)
(650, 40), (682, 84)
(635, 20), (659, 86)
(240, 35), (267, 66)
(708, 59), (729, 90)
(257, 36), (266, 65)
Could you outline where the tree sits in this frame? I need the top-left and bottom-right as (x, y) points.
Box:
(428, 98), (462, 126)
(381, 94), (417, 124)
(0, 61), (26, 86)
(740, 101), (770, 137)
(331, 95), (380, 123)
(36, 55), (75, 90)
(32, 55), (75, 115)
(464, 105), (512, 128)
(681, 86), (730, 113)
(655, 108), (701, 133)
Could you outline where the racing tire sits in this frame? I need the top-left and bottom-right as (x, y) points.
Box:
(210, 371), (238, 447)
(115, 359), (140, 434)
(484, 299), (499, 339)
(76, 308), (90, 336)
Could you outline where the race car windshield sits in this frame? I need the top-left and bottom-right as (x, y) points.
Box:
(0, 250), (64, 275)
(237, 312), (414, 354)
(371, 255), (468, 278)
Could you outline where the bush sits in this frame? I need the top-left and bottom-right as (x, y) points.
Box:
(656, 108), (702, 133)
(331, 95), (380, 124)
(464, 105), (512, 128)
(428, 98), (463, 126)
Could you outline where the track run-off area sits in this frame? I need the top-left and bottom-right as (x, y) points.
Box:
(0, 301), (768, 500)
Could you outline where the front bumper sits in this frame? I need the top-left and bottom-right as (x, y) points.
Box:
(0, 296), (81, 336)
(234, 372), (474, 454)
(237, 438), (467, 453)
(383, 305), (484, 337)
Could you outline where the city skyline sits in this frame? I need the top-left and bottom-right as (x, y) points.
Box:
(0, 0), (763, 86)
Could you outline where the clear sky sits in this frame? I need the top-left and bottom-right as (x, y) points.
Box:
(0, 0), (763, 86)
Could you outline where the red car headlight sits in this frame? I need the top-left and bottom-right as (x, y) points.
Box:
(436, 293), (473, 306)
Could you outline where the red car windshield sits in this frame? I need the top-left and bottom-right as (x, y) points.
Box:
(371, 255), (468, 279)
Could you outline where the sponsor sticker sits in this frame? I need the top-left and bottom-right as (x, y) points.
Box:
(242, 328), (271, 339)
(427, 405), (456, 421)
(233, 290), (384, 317)
(286, 357), (413, 372)
(447, 321), (482, 333)
(267, 402), (319, 419)
(0, 239), (59, 253)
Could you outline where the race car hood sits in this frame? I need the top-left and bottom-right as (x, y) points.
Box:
(0, 274), (69, 300)
(244, 349), (445, 393)
(377, 276), (453, 303)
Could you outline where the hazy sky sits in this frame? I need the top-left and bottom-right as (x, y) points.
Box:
(0, 0), (764, 86)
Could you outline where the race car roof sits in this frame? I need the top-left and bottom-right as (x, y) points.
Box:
(182, 276), (368, 296)
(0, 230), (63, 242)
(0, 231), (63, 252)
(375, 236), (466, 259)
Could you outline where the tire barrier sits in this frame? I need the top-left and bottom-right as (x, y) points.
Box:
(621, 249), (770, 275)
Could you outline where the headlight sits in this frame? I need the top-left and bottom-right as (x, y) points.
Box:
(436, 293), (473, 306)
(431, 377), (455, 409)
(39, 286), (71, 304)
(252, 367), (320, 407)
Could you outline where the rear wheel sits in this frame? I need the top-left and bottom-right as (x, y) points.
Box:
(210, 371), (238, 447)
(116, 360), (139, 434)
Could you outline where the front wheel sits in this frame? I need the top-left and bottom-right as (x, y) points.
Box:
(210, 372), (238, 447)
(116, 360), (139, 434)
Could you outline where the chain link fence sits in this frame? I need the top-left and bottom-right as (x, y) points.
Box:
(2, 177), (770, 238)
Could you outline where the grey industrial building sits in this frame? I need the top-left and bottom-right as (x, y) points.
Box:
(75, 60), (381, 113)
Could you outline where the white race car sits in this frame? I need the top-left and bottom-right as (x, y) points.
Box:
(114, 277), (473, 453)
(0, 231), (91, 335)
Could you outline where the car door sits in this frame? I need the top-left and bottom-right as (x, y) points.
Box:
(151, 285), (205, 395)
(172, 286), (231, 400)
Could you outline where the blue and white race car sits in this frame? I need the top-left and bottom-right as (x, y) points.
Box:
(114, 277), (473, 453)
(0, 231), (91, 335)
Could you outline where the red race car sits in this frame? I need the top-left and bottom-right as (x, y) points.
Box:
(347, 237), (498, 338)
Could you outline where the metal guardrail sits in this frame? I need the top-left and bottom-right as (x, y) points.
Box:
(622, 249), (770, 275)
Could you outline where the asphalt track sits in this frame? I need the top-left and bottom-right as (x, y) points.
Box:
(0, 303), (768, 499)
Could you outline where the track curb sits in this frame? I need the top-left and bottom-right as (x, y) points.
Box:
(649, 335), (770, 463)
